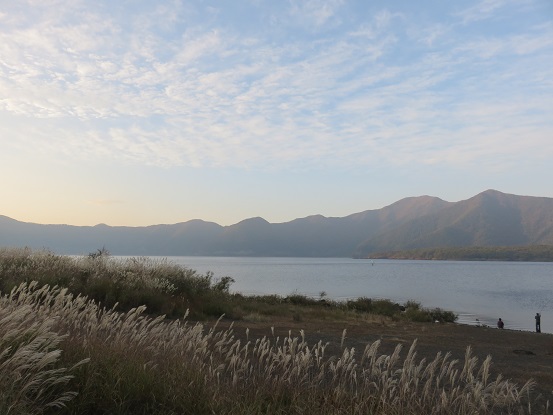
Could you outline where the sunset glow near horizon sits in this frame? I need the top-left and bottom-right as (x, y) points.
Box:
(1, 0), (552, 227)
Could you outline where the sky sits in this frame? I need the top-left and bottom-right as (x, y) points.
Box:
(1, 0), (552, 227)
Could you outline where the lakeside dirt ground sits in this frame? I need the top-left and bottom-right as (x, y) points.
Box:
(213, 316), (553, 408)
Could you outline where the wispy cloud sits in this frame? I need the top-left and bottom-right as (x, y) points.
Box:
(455, 0), (522, 23)
(287, 0), (345, 29)
(1, 0), (552, 176)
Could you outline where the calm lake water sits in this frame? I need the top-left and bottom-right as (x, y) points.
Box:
(154, 257), (553, 334)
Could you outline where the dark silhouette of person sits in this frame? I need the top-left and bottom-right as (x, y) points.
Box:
(497, 318), (504, 329)
(535, 313), (541, 333)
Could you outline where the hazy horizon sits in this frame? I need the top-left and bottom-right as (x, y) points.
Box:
(1, 188), (548, 227)
(2, 1), (552, 227)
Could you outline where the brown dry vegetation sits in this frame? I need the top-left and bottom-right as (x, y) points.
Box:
(1, 248), (551, 414)
(219, 314), (553, 410)
(2, 283), (549, 414)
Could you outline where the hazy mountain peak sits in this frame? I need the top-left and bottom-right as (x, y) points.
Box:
(233, 217), (270, 226)
(481, 189), (505, 195)
(0, 215), (19, 223)
(305, 214), (327, 221)
(1, 190), (552, 256)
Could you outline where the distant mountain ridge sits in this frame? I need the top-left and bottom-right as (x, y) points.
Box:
(1, 190), (552, 257)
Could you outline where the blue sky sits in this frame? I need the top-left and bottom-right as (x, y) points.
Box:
(1, 0), (552, 226)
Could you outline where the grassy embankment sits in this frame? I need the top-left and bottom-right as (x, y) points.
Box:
(0, 247), (543, 414)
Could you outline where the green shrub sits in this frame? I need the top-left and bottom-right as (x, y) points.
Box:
(346, 297), (373, 312)
(286, 293), (318, 306)
(404, 307), (432, 322)
(430, 308), (458, 323)
(403, 302), (458, 323)
(212, 276), (235, 293)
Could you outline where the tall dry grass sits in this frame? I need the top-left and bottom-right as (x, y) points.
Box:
(0, 247), (228, 319)
(0, 288), (88, 414)
(0, 281), (540, 414)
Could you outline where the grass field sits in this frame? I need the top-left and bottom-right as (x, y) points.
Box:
(0, 247), (548, 414)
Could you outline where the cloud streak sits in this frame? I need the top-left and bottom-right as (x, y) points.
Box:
(1, 0), (552, 175)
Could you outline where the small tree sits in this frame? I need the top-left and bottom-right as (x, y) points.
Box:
(88, 246), (110, 260)
(213, 276), (235, 293)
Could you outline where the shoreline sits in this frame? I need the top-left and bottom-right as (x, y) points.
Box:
(454, 316), (550, 334)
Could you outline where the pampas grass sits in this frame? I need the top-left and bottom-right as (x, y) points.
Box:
(0, 282), (540, 414)
(0, 289), (88, 414)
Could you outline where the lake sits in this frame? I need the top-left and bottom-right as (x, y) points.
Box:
(153, 257), (553, 334)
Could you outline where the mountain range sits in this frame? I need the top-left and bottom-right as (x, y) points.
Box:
(1, 189), (552, 257)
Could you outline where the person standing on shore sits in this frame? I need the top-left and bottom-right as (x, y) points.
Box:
(497, 318), (504, 329)
(535, 313), (541, 333)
